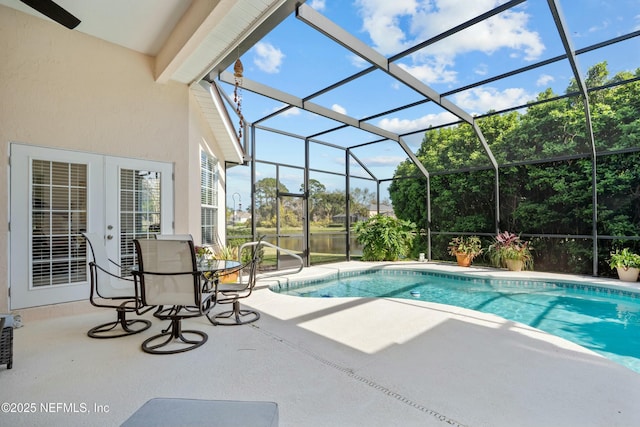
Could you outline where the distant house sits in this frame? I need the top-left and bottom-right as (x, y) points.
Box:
(368, 203), (395, 218)
(331, 213), (366, 224)
(235, 211), (251, 224)
(332, 203), (395, 224)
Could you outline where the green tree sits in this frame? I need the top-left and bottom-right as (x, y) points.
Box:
(350, 187), (373, 219)
(301, 179), (326, 222)
(389, 62), (640, 275)
(318, 190), (345, 223)
(254, 178), (288, 227)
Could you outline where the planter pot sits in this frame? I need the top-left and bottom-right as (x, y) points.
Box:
(455, 253), (472, 267)
(505, 259), (524, 272)
(220, 270), (239, 284)
(616, 267), (639, 282)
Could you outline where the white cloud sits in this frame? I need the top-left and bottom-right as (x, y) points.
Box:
(349, 54), (369, 68)
(332, 104), (347, 115)
(268, 103), (301, 117)
(377, 111), (458, 133)
(410, 3), (545, 61)
(279, 107), (301, 117)
(474, 63), (489, 76)
(397, 61), (457, 84)
(373, 83), (536, 134)
(253, 42), (285, 73)
(355, 0), (418, 55)
(309, 0), (326, 11)
(536, 74), (554, 87)
(451, 86), (535, 113)
(358, 156), (408, 167)
(355, 0), (545, 83)
(588, 20), (609, 33)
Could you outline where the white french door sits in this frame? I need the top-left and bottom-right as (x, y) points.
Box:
(104, 156), (173, 274)
(9, 144), (174, 309)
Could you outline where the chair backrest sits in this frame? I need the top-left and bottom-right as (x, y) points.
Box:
(239, 236), (264, 289)
(133, 239), (199, 307)
(238, 236), (264, 289)
(252, 236), (265, 272)
(155, 234), (193, 241)
(82, 232), (134, 299)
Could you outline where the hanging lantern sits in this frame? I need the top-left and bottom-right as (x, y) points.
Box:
(233, 58), (245, 143)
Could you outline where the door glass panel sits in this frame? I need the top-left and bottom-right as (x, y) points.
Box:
(31, 160), (87, 288)
(119, 169), (162, 272)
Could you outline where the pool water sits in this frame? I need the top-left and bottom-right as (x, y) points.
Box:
(273, 270), (640, 373)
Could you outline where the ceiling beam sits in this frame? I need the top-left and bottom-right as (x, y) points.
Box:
(219, 71), (384, 139)
(218, 71), (431, 179)
(547, 0), (598, 274)
(155, 0), (228, 83)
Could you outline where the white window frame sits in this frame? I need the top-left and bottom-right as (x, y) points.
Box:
(200, 149), (218, 245)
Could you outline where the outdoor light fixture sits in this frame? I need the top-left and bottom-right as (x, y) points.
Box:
(233, 58), (245, 143)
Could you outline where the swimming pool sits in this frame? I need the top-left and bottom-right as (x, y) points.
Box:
(271, 269), (640, 373)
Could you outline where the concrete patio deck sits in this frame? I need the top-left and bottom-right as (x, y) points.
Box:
(2, 261), (640, 427)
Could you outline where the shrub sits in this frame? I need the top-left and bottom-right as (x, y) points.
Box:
(354, 215), (417, 261)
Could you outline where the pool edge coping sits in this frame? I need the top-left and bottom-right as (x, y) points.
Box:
(258, 261), (640, 297)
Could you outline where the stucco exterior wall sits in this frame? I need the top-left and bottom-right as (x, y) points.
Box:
(0, 6), (222, 315)
(188, 91), (226, 242)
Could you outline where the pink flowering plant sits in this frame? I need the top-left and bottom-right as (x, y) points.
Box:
(488, 231), (533, 270)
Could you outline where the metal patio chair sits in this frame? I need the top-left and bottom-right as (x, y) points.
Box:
(133, 238), (215, 354)
(82, 232), (152, 339)
(155, 234), (194, 241)
(207, 237), (263, 326)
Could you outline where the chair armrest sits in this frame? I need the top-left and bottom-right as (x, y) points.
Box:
(89, 262), (135, 282)
(108, 257), (125, 269)
(133, 270), (201, 277)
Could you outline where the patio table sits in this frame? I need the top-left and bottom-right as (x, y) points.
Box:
(130, 260), (241, 291)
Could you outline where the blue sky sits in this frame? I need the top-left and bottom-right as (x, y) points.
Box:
(224, 0), (640, 213)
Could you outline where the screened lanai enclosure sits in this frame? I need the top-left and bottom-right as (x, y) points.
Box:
(203, 0), (639, 277)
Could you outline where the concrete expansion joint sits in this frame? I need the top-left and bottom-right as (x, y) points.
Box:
(249, 324), (468, 427)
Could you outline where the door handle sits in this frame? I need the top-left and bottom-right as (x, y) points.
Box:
(107, 235), (113, 240)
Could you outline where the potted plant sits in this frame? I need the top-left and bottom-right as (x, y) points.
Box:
(608, 248), (640, 282)
(194, 245), (212, 265)
(213, 244), (239, 283)
(487, 231), (533, 271)
(447, 236), (483, 267)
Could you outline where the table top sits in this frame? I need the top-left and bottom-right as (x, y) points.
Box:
(197, 259), (241, 273)
(130, 260), (241, 274)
